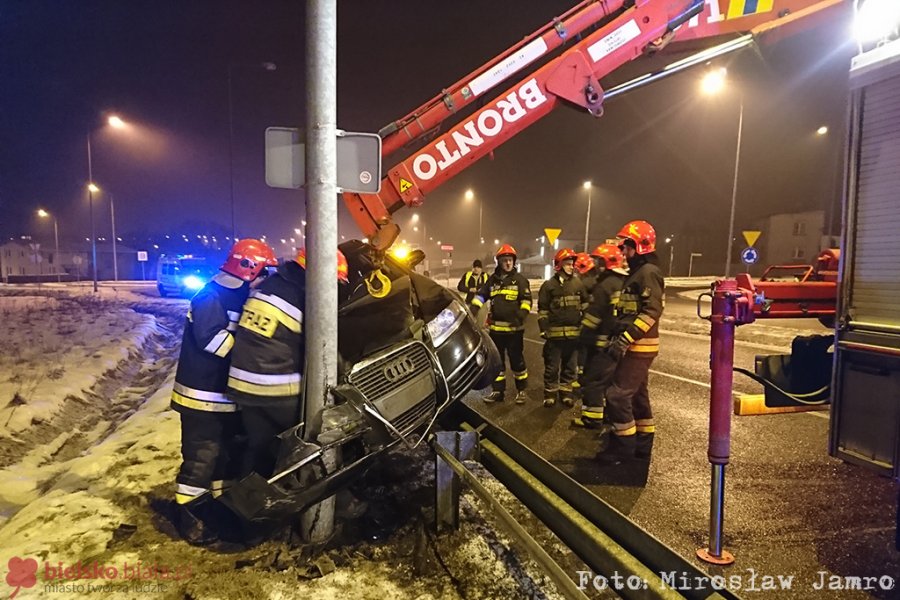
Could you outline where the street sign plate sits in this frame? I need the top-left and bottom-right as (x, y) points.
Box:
(544, 228), (562, 245)
(742, 230), (761, 247)
(441, 259), (452, 266)
(741, 247), (759, 265)
(137, 251), (148, 262)
(265, 127), (382, 194)
(440, 244), (454, 251)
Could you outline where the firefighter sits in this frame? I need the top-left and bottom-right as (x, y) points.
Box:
(456, 259), (488, 311)
(573, 251), (598, 390)
(227, 247), (349, 480)
(538, 248), (588, 407)
(600, 220), (664, 463)
(472, 244), (532, 404)
(171, 238), (278, 545)
(575, 244), (628, 430)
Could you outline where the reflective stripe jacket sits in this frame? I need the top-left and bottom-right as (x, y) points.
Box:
(227, 261), (305, 407)
(615, 255), (665, 355)
(171, 272), (248, 413)
(580, 271), (624, 348)
(472, 268), (532, 332)
(456, 270), (488, 305)
(538, 273), (588, 339)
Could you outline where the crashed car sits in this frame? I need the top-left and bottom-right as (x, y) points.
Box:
(220, 240), (500, 526)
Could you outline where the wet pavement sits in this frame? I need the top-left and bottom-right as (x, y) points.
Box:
(463, 309), (900, 599)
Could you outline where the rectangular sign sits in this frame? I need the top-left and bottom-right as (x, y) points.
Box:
(440, 244), (454, 251)
(137, 251), (148, 262)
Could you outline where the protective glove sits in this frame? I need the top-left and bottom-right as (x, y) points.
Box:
(540, 330), (549, 340)
(578, 329), (594, 348)
(606, 335), (630, 360)
(518, 308), (530, 323)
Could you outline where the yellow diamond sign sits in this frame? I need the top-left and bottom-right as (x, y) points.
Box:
(742, 230), (761, 248)
(544, 228), (562, 245)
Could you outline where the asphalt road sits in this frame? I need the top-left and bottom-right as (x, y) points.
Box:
(463, 311), (900, 599)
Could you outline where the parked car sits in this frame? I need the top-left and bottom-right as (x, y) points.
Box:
(220, 240), (500, 526)
(157, 255), (217, 298)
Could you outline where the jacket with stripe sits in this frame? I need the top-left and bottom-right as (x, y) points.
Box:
(615, 254), (665, 355)
(456, 270), (488, 305)
(580, 271), (625, 348)
(538, 272), (588, 339)
(227, 261), (306, 407)
(471, 267), (532, 332)
(171, 272), (248, 413)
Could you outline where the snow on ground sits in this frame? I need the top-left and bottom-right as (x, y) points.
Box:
(0, 289), (570, 600)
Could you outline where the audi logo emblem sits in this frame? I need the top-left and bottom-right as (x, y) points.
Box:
(383, 355), (416, 382)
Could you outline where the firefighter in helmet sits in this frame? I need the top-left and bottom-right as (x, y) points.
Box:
(538, 248), (588, 407)
(171, 238), (278, 545)
(572, 251), (598, 391)
(227, 247), (349, 480)
(575, 244), (628, 430)
(599, 220), (664, 463)
(472, 244), (532, 404)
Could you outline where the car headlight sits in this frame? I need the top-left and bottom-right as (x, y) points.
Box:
(182, 275), (205, 290)
(426, 300), (466, 348)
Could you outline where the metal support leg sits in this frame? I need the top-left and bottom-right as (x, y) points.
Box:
(434, 431), (479, 532)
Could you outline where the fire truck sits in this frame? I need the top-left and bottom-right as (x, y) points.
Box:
(225, 0), (863, 527)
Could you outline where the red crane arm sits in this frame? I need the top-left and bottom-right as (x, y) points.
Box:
(345, 0), (848, 250)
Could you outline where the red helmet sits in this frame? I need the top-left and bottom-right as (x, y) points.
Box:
(221, 239), (278, 281)
(617, 220), (656, 255)
(296, 247), (350, 283)
(553, 248), (577, 271)
(574, 252), (594, 275)
(593, 244), (628, 274)
(495, 244), (517, 262)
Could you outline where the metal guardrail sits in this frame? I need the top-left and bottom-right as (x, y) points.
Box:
(439, 401), (741, 600)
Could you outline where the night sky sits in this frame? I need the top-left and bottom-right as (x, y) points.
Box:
(0, 1), (856, 272)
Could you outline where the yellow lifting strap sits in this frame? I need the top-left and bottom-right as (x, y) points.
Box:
(365, 268), (392, 298)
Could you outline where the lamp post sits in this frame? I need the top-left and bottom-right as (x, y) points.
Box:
(465, 189), (483, 244)
(37, 209), (60, 283)
(228, 61), (277, 241)
(583, 181), (593, 252)
(689, 252), (703, 277)
(701, 67), (743, 278)
(110, 193), (118, 281)
(665, 236), (674, 277)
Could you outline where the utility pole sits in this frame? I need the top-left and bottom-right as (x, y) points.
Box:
(111, 194), (118, 281)
(302, 0), (338, 543)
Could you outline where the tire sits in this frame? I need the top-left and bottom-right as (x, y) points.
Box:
(157, 284), (168, 297)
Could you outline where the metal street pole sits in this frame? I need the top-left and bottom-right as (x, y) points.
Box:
(668, 243), (675, 277)
(111, 193), (118, 281)
(227, 65), (237, 242)
(479, 200), (483, 245)
(689, 252), (702, 277)
(87, 134), (98, 293)
(53, 218), (60, 283)
(724, 99), (744, 278)
(583, 183), (592, 252)
(303, 0), (338, 543)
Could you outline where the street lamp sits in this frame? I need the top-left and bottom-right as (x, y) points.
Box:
(37, 209), (60, 283)
(583, 181), (593, 252)
(465, 189), (483, 244)
(665, 236), (674, 277)
(701, 67), (743, 278)
(86, 114), (128, 291)
(228, 61), (277, 241)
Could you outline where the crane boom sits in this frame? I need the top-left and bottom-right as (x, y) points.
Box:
(344, 0), (848, 250)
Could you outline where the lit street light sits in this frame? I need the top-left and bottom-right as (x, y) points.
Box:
(817, 125), (828, 136)
(86, 114), (128, 291)
(465, 189), (483, 244)
(701, 67), (743, 278)
(583, 181), (593, 252)
(38, 209), (60, 283)
(228, 61), (277, 241)
(665, 236), (674, 277)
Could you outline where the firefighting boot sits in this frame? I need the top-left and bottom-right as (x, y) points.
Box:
(483, 390), (505, 403)
(596, 434), (636, 466)
(561, 395), (576, 408)
(514, 390), (528, 405)
(543, 394), (556, 407)
(176, 501), (219, 546)
(635, 432), (655, 460)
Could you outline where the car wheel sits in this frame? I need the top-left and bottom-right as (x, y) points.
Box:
(157, 284), (168, 297)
